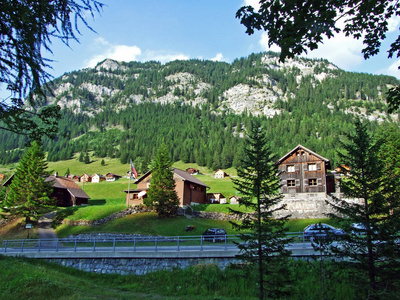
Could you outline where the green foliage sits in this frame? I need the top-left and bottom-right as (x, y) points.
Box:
(230, 121), (292, 299)
(236, 0), (400, 112)
(145, 144), (179, 217)
(327, 119), (400, 295)
(0, 0), (102, 139)
(3, 141), (55, 222)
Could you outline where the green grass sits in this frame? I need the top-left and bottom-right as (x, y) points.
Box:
(0, 255), (369, 300)
(55, 212), (237, 237)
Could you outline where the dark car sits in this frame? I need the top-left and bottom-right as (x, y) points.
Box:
(202, 228), (227, 243)
(303, 223), (346, 241)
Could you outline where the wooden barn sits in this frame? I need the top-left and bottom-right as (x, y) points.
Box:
(277, 145), (331, 196)
(124, 168), (209, 207)
(45, 175), (90, 206)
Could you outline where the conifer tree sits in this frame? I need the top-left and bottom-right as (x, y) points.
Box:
(145, 144), (179, 217)
(4, 141), (55, 223)
(230, 121), (292, 299)
(327, 119), (400, 296)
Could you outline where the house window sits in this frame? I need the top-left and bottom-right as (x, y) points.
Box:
(308, 163), (317, 171)
(287, 165), (295, 172)
(309, 178), (317, 186)
(287, 179), (295, 187)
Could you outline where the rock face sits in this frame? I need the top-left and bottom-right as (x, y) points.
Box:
(43, 52), (397, 122)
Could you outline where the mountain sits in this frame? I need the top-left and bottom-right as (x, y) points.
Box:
(1, 52), (399, 169)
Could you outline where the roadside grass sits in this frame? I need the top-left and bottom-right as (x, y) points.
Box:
(0, 218), (38, 242)
(0, 255), (364, 300)
(55, 212), (237, 238)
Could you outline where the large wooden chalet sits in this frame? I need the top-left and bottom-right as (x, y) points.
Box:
(45, 175), (90, 206)
(277, 145), (334, 197)
(124, 168), (209, 207)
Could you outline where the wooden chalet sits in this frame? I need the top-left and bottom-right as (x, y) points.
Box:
(80, 174), (92, 183)
(277, 145), (332, 196)
(106, 173), (122, 182)
(45, 175), (90, 206)
(124, 168), (209, 207)
(206, 193), (226, 204)
(229, 195), (241, 204)
(92, 173), (106, 183)
(186, 168), (199, 175)
(214, 169), (227, 179)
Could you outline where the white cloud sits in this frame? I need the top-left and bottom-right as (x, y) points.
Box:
(304, 32), (364, 70)
(143, 50), (189, 63)
(242, 0), (261, 10)
(259, 32), (282, 53)
(84, 38), (191, 67)
(85, 38), (141, 68)
(211, 53), (225, 62)
(384, 59), (400, 78)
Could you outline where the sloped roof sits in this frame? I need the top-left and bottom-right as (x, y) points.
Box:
(278, 144), (330, 164)
(135, 168), (209, 188)
(46, 175), (90, 199)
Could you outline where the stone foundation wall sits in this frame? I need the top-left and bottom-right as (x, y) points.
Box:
(45, 257), (240, 275)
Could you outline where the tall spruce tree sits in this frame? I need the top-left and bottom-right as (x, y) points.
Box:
(327, 119), (400, 297)
(145, 144), (179, 217)
(230, 121), (292, 300)
(4, 141), (55, 223)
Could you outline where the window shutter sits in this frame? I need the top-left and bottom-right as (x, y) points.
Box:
(317, 178), (322, 186)
(304, 179), (308, 186)
(295, 164), (300, 171)
(303, 164), (308, 171)
(295, 179), (300, 186)
(317, 163), (322, 170)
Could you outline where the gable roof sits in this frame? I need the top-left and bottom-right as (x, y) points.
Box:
(135, 168), (209, 188)
(45, 175), (90, 199)
(278, 144), (330, 165)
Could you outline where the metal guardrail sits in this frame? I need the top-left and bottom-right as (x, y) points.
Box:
(0, 232), (308, 254)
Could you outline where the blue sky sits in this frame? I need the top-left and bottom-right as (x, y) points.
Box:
(27, 0), (400, 81)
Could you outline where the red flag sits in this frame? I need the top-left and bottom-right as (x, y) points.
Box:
(130, 159), (138, 179)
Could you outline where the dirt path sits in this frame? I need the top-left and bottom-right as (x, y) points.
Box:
(37, 211), (58, 248)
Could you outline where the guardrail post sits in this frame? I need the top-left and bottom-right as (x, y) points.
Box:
(4, 240), (7, 253)
(155, 237), (158, 252)
(21, 240), (24, 252)
(74, 239), (77, 252)
(113, 238), (116, 252)
(93, 238), (96, 252)
(224, 235), (227, 250)
(134, 237), (136, 251)
(302, 232), (305, 247)
(177, 236), (180, 251)
(38, 240), (41, 252)
(56, 239), (59, 252)
(200, 236), (203, 251)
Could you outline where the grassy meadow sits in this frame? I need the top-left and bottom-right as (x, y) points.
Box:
(0, 254), (367, 300)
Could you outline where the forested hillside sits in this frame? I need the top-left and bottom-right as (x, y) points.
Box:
(0, 52), (399, 169)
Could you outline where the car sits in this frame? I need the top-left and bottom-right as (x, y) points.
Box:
(303, 223), (346, 241)
(350, 223), (378, 236)
(202, 228), (227, 243)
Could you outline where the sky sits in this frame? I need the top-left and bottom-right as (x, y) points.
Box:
(12, 0), (400, 89)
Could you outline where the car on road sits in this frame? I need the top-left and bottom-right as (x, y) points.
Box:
(202, 228), (227, 243)
(303, 223), (346, 241)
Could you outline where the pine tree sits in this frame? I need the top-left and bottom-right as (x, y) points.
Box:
(230, 121), (292, 299)
(4, 141), (55, 223)
(84, 152), (90, 164)
(145, 144), (179, 217)
(327, 119), (400, 296)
